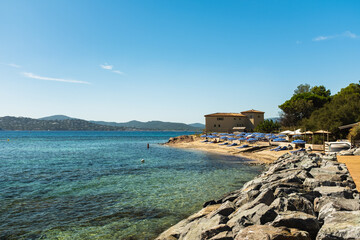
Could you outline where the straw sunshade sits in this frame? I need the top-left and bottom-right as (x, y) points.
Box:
(315, 130), (331, 134)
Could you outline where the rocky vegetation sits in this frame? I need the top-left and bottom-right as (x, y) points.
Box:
(166, 135), (199, 144)
(156, 152), (360, 240)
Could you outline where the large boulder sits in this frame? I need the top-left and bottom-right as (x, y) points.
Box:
(270, 195), (315, 216)
(316, 211), (360, 240)
(314, 197), (360, 213)
(271, 211), (320, 239)
(313, 186), (355, 199)
(234, 225), (311, 240)
(228, 203), (277, 232)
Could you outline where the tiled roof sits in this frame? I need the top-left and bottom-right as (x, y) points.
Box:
(241, 109), (265, 114)
(204, 113), (246, 117)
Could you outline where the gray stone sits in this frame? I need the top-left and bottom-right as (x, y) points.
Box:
(353, 148), (360, 156)
(271, 211), (320, 239)
(179, 214), (226, 240)
(234, 225), (311, 240)
(209, 231), (233, 240)
(316, 211), (360, 240)
(270, 195), (315, 216)
(200, 224), (231, 240)
(209, 201), (235, 217)
(313, 186), (355, 199)
(314, 197), (360, 213)
(228, 203), (277, 233)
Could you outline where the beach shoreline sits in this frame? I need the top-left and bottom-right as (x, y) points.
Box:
(164, 135), (294, 164)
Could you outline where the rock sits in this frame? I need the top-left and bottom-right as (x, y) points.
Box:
(270, 195), (315, 216)
(271, 211), (320, 239)
(209, 231), (233, 240)
(314, 197), (360, 213)
(209, 201), (235, 217)
(188, 204), (222, 221)
(228, 203), (277, 233)
(234, 225), (311, 240)
(338, 149), (354, 156)
(234, 190), (259, 208)
(200, 224), (231, 240)
(313, 186), (355, 199)
(354, 148), (360, 156)
(156, 219), (190, 240)
(316, 211), (360, 240)
(179, 214), (227, 240)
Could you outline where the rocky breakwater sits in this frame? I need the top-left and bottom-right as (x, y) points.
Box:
(166, 135), (197, 144)
(156, 152), (360, 240)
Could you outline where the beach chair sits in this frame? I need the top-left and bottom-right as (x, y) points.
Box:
(237, 144), (249, 149)
(270, 146), (281, 151)
(219, 142), (229, 145)
(228, 143), (238, 147)
(290, 148), (306, 154)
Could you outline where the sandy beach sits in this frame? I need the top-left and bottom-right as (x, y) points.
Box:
(166, 136), (294, 163)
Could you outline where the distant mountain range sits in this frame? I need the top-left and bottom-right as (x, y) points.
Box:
(0, 115), (204, 131)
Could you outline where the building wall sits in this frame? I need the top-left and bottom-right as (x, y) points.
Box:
(241, 112), (264, 129)
(205, 116), (249, 133)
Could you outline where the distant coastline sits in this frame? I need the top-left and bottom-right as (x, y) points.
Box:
(0, 115), (204, 132)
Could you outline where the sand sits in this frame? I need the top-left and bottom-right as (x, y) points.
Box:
(166, 140), (292, 164)
(337, 155), (360, 192)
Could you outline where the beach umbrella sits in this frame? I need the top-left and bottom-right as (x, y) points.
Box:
(278, 134), (286, 137)
(212, 132), (218, 135)
(208, 135), (217, 139)
(293, 135), (302, 138)
(228, 137), (237, 141)
(247, 138), (257, 142)
(219, 133), (227, 136)
(200, 135), (207, 138)
(238, 137), (247, 141)
(220, 136), (228, 139)
(227, 134), (235, 136)
(273, 138), (287, 142)
(292, 139), (306, 144)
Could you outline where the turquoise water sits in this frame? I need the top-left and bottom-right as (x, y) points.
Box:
(0, 131), (263, 239)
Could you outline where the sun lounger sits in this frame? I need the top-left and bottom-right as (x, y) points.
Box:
(237, 144), (249, 149)
(219, 142), (229, 145)
(228, 143), (238, 147)
(202, 140), (209, 143)
(270, 146), (281, 151)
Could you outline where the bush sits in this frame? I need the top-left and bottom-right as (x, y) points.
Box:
(348, 123), (360, 141)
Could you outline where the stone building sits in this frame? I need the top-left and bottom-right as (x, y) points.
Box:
(204, 109), (264, 133)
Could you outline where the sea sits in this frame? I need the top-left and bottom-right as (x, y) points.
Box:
(0, 131), (263, 240)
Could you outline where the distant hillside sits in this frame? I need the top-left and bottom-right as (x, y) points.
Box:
(189, 123), (205, 128)
(0, 116), (126, 131)
(39, 115), (75, 121)
(90, 120), (202, 131)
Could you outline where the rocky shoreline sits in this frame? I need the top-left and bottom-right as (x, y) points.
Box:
(156, 152), (360, 240)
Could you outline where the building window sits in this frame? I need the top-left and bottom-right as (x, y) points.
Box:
(250, 115), (253, 118)
(214, 124), (216, 127)
(217, 118), (224, 120)
(234, 118), (236, 120)
(218, 124), (220, 127)
(258, 115), (260, 118)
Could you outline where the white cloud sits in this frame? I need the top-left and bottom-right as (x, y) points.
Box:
(313, 31), (358, 41)
(100, 63), (124, 75)
(100, 64), (113, 70)
(8, 63), (21, 68)
(23, 72), (90, 84)
(112, 70), (124, 75)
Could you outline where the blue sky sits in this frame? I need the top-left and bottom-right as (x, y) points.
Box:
(1, 0), (359, 123)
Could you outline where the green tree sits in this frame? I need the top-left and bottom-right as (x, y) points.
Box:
(254, 119), (281, 133)
(303, 82), (360, 138)
(279, 84), (331, 127)
(294, 84), (310, 94)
